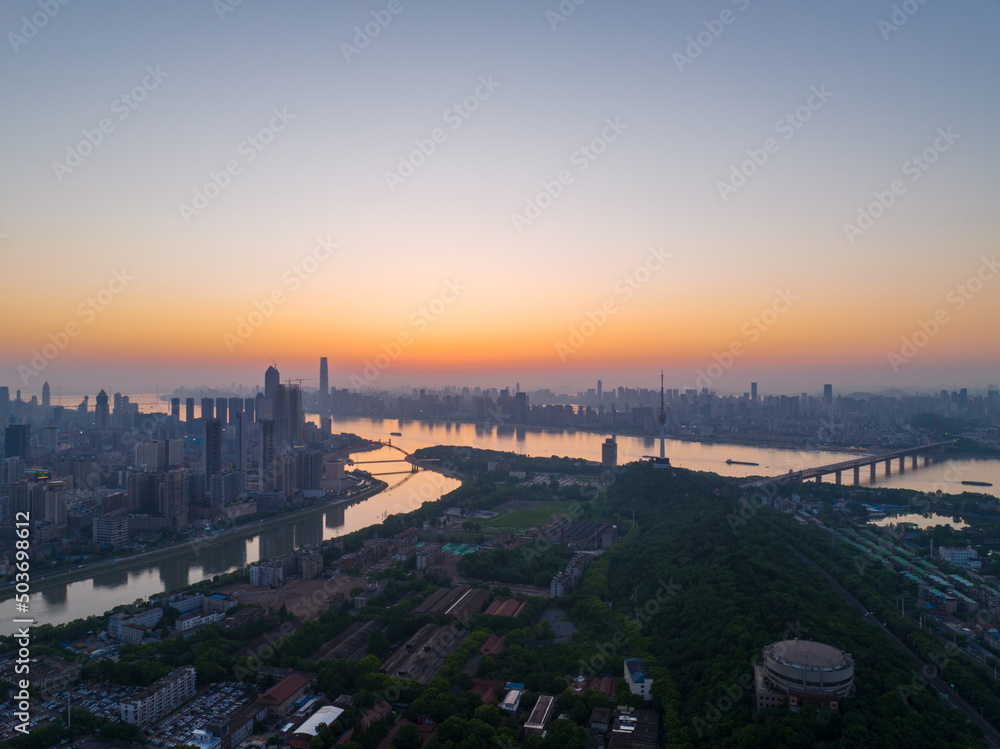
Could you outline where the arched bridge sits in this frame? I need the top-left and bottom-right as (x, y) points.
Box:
(740, 440), (956, 491)
(329, 440), (439, 474)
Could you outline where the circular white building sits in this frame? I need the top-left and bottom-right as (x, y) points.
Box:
(754, 639), (854, 711)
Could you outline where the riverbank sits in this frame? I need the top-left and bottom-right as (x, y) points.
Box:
(4, 479), (388, 595)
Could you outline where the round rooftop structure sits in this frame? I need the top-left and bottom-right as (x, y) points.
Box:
(763, 640), (854, 697)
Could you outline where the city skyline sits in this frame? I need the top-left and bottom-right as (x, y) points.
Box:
(2, 1), (999, 397)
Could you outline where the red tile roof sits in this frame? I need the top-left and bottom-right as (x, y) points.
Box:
(257, 673), (310, 706)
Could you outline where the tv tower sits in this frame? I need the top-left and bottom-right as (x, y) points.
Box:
(644, 371), (670, 468)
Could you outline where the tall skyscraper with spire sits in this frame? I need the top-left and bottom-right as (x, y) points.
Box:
(95, 389), (110, 429)
(42, 381), (50, 408)
(264, 364), (280, 420)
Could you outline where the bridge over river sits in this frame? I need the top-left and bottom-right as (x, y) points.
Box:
(740, 441), (956, 491)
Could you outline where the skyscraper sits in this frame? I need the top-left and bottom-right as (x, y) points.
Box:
(170, 397), (180, 419)
(264, 365), (280, 419)
(42, 381), (50, 408)
(185, 397), (195, 424)
(276, 384), (304, 446)
(4, 425), (30, 460)
(319, 357), (329, 408)
(215, 397), (228, 426)
(200, 397), (214, 421)
(229, 397), (243, 425)
(95, 389), (110, 429)
(751, 382), (758, 404)
(259, 419), (277, 491)
(823, 384), (833, 406)
(203, 419), (222, 478)
(160, 469), (189, 530)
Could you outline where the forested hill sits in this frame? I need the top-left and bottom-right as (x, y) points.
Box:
(589, 462), (984, 748)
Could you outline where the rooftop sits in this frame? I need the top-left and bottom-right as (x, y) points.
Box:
(257, 673), (310, 706)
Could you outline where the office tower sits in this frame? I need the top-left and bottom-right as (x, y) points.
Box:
(751, 382), (758, 403)
(200, 397), (214, 421)
(203, 419), (222, 478)
(264, 365), (280, 419)
(113, 391), (122, 414)
(823, 384), (833, 406)
(244, 397), (255, 423)
(4, 425), (30, 460)
(0, 386), (9, 412)
(319, 357), (329, 407)
(597, 379), (602, 402)
(42, 381), (50, 408)
(95, 389), (110, 428)
(170, 397), (180, 419)
(185, 398), (195, 424)
(160, 469), (189, 530)
(259, 419), (277, 491)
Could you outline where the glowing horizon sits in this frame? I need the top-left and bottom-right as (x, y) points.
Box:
(2, 1), (998, 396)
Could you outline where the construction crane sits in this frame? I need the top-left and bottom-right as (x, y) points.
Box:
(286, 378), (315, 388)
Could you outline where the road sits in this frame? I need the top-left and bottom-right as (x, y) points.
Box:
(791, 545), (1000, 749)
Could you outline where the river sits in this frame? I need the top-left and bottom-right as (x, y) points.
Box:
(4, 415), (998, 634)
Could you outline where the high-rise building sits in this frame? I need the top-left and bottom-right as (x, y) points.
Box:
(203, 419), (222, 478)
(42, 381), (50, 408)
(751, 382), (758, 404)
(0, 386), (9, 412)
(215, 397), (228, 426)
(170, 397), (180, 419)
(244, 397), (256, 423)
(259, 419), (277, 491)
(4, 425), (31, 460)
(229, 397), (243, 425)
(95, 389), (110, 429)
(264, 365), (280, 419)
(43, 480), (68, 525)
(185, 398), (195, 424)
(514, 391), (528, 423)
(276, 384), (303, 447)
(237, 411), (249, 482)
(597, 379), (602, 402)
(319, 357), (329, 403)
(200, 397), (214, 421)
(823, 384), (833, 406)
(160, 469), (190, 530)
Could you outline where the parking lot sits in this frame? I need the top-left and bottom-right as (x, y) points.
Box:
(147, 681), (250, 747)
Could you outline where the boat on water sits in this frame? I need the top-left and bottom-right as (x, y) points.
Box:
(726, 459), (760, 466)
(962, 480), (993, 487)
(390, 432), (402, 436)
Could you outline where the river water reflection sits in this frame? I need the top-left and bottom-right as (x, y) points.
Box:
(5, 415), (998, 634)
